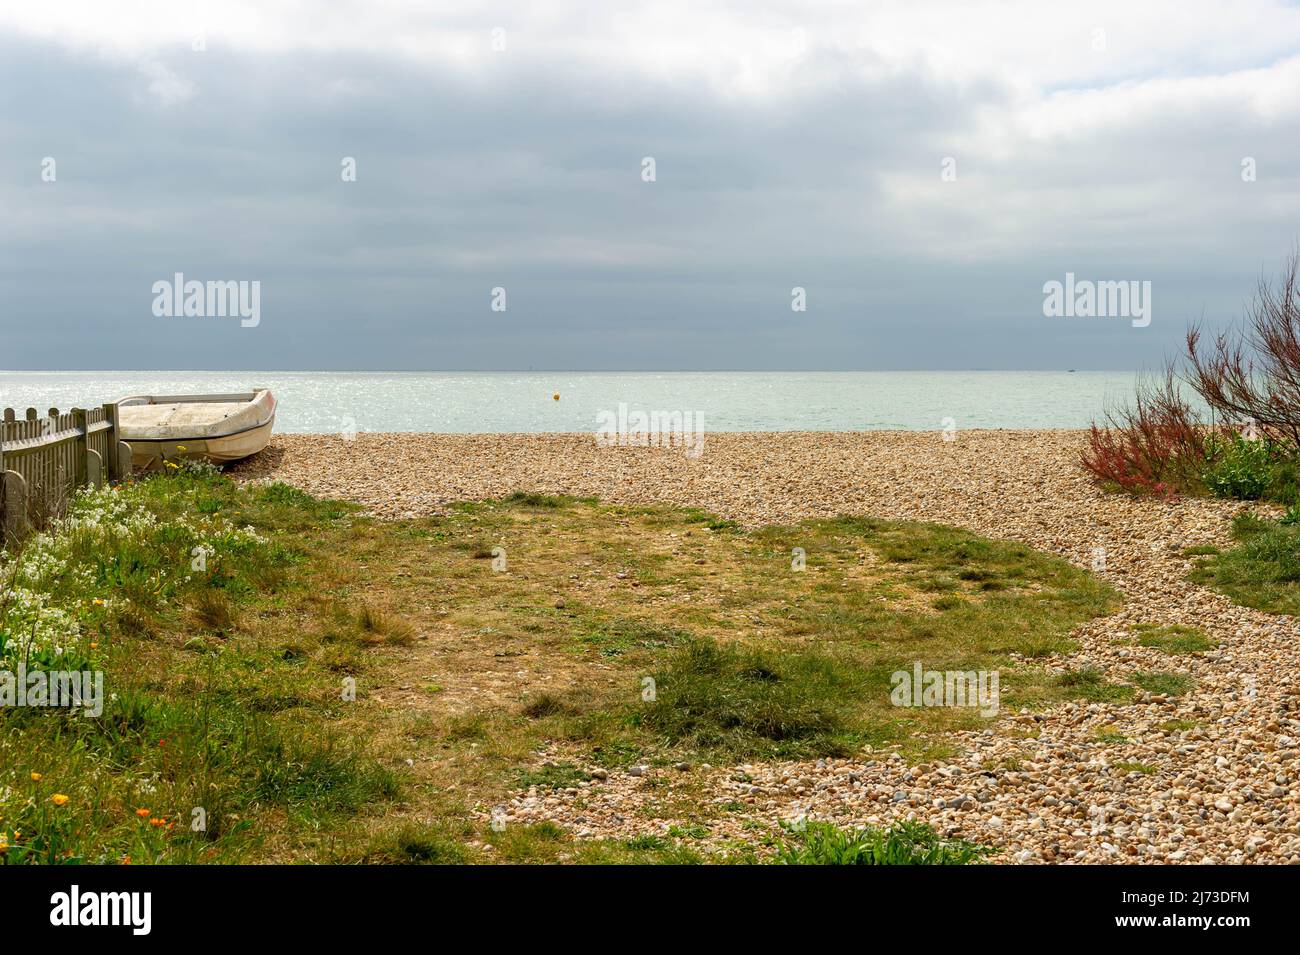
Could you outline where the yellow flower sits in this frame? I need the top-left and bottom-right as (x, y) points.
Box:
(51, 794), (69, 807)
(90, 642), (99, 650)
(92, 598), (106, 606)
(30, 772), (41, 781)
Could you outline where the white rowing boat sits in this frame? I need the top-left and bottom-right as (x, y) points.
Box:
(116, 389), (277, 470)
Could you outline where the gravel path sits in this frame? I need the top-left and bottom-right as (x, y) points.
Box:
(233, 431), (1300, 863)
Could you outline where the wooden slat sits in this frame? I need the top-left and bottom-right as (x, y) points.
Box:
(1, 402), (134, 532)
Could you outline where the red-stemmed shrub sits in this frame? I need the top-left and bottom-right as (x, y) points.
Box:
(1080, 368), (1216, 496)
(1185, 251), (1300, 448)
(1082, 252), (1300, 497)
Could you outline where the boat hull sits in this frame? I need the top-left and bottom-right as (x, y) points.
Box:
(117, 389), (276, 471)
(125, 418), (275, 471)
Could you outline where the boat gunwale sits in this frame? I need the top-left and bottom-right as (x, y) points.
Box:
(117, 389), (276, 444)
(119, 416), (276, 444)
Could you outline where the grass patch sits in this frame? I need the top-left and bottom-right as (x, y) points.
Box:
(575, 618), (690, 657)
(638, 638), (867, 759)
(772, 820), (993, 865)
(0, 469), (397, 864)
(1130, 670), (1194, 697)
(1, 471), (1121, 865)
(515, 763), (590, 790)
(1190, 512), (1300, 614)
(1133, 623), (1215, 654)
(358, 823), (473, 864)
(1054, 667), (1135, 703)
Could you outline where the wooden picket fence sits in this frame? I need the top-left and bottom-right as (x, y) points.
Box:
(0, 404), (133, 542)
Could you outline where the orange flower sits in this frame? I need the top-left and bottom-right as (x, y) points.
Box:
(149, 818), (164, 827)
(29, 772), (42, 782)
(135, 808), (150, 818)
(90, 642), (99, 650)
(51, 794), (69, 807)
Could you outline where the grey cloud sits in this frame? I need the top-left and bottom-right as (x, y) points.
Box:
(0, 33), (1295, 371)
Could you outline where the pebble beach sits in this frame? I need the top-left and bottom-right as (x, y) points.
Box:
(234, 430), (1300, 864)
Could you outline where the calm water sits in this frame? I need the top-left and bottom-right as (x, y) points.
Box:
(0, 371), (1141, 433)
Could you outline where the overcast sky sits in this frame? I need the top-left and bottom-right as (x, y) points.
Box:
(2, 1), (1299, 371)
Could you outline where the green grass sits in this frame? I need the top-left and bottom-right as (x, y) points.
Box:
(357, 823), (473, 864)
(1053, 667), (1135, 703)
(637, 638), (869, 759)
(772, 820), (994, 865)
(1190, 512), (1300, 614)
(575, 618), (690, 657)
(1130, 670), (1194, 697)
(1133, 623), (1215, 654)
(1095, 725), (1129, 744)
(483, 821), (709, 864)
(0, 469), (400, 863)
(515, 763), (590, 790)
(1, 470), (1123, 865)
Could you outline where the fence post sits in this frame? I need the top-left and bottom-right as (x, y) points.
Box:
(72, 408), (89, 488)
(87, 450), (104, 488)
(103, 402), (122, 480)
(1, 469), (28, 542)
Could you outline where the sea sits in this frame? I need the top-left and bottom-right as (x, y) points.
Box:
(0, 371), (1143, 434)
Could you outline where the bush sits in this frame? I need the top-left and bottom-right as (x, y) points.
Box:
(1201, 435), (1278, 500)
(1080, 368), (1211, 495)
(1083, 253), (1300, 500)
(1185, 250), (1300, 448)
(773, 820), (993, 865)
